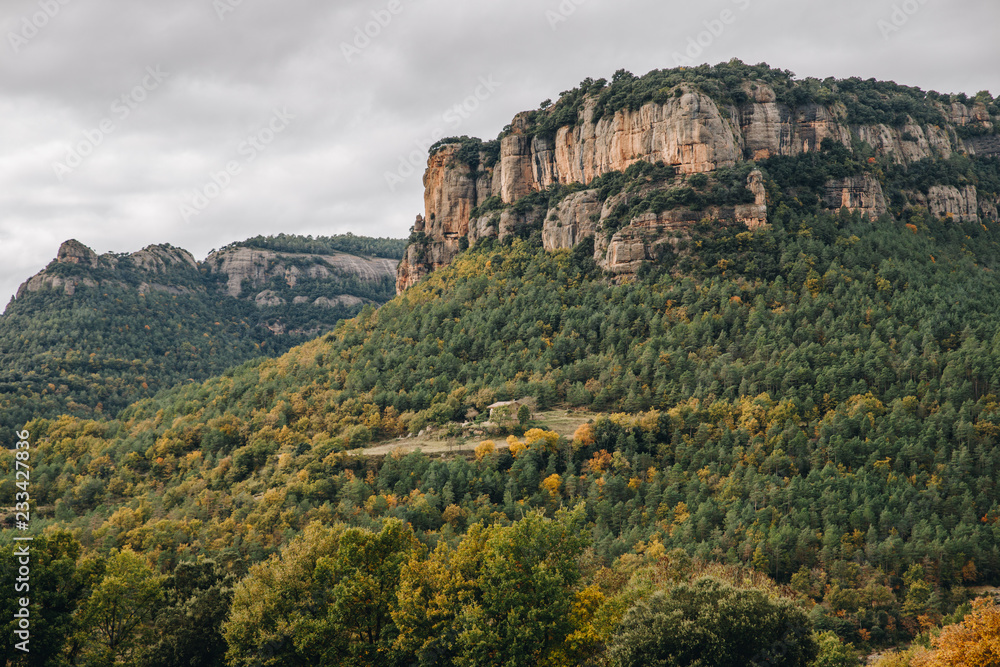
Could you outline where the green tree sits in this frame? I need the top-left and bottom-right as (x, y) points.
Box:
(811, 631), (861, 667)
(0, 531), (97, 667)
(77, 548), (164, 666)
(136, 559), (235, 667)
(224, 520), (418, 667)
(608, 577), (819, 667)
(454, 509), (588, 666)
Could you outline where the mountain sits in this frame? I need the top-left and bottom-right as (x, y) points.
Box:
(5, 64), (1000, 665)
(398, 61), (1000, 290)
(0, 233), (404, 442)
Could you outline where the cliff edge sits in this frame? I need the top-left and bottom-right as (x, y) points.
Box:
(397, 63), (1000, 292)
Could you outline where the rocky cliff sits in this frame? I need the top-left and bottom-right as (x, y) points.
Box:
(397, 68), (1000, 292)
(13, 237), (401, 335)
(203, 246), (398, 306)
(16, 241), (199, 298)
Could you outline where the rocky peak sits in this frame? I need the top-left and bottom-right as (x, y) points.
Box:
(56, 239), (99, 267)
(130, 244), (198, 273)
(11, 237), (404, 335)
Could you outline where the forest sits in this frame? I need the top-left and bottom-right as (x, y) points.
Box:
(3, 200), (1000, 664)
(217, 233), (407, 260)
(0, 235), (401, 454)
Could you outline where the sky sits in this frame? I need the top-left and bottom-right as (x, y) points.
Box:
(1, 0), (998, 305)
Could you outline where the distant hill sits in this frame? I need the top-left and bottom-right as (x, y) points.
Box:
(0, 233), (405, 442)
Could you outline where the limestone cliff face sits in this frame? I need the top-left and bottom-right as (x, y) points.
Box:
(980, 195), (1000, 221)
(204, 246), (398, 302)
(735, 84), (853, 160)
(542, 191), (603, 252)
(396, 238), (463, 293)
(396, 80), (1000, 292)
(823, 174), (889, 218)
(907, 185), (981, 222)
(520, 89), (741, 189)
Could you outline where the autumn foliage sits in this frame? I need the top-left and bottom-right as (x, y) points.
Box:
(914, 597), (1000, 667)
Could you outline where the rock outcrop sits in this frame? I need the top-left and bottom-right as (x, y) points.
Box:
(56, 239), (100, 267)
(395, 78), (1000, 292)
(204, 247), (398, 298)
(14, 240), (401, 335)
(542, 191), (603, 251)
(907, 185), (980, 222)
(16, 241), (196, 298)
(130, 244), (198, 273)
(824, 174), (889, 218)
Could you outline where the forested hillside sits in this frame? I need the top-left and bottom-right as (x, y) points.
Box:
(0, 234), (404, 445)
(4, 65), (1000, 666)
(5, 206), (1000, 664)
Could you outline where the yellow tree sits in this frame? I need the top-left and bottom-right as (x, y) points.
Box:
(524, 428), (560, 453)
(541, 474), (562, 497)
(916, 597), (1000, 666)
(474, 440), (496, 461)
(507, 435), (527, 457)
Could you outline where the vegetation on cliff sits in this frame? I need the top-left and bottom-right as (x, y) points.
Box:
(0, 234), (402, 446)
(520, 60), (999, 139)
(5, 202), (1000, 663)
(219, 232), (407, 260)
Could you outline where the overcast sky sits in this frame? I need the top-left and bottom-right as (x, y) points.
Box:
(1, 0), (998, 305)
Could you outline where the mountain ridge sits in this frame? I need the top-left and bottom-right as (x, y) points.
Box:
(0, 233), (405, 443)
(397, 61), (1000, 292)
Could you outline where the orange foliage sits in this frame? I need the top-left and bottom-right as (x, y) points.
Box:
(915, 597), (1000, 666)
(572, 423), (595, 449)
(587, 450), (612, 474)
(540, 474), (561, 496)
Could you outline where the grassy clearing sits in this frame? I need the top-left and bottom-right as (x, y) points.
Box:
(349, 408), (598, 458)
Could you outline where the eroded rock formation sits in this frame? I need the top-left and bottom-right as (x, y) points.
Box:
(15, 241), (400, 334)
(204, 247), (398, 299)
(396, 80), (1000, 292)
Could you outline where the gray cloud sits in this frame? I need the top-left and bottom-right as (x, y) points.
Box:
(1, 0), (998, 303)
